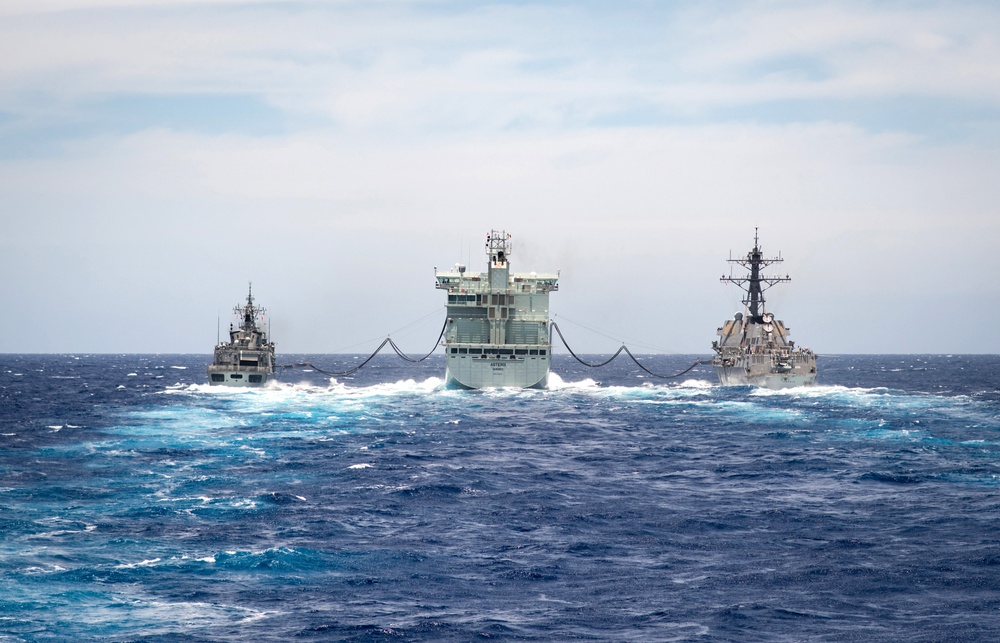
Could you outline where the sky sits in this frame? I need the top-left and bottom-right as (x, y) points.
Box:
(1, 0), (999, 355)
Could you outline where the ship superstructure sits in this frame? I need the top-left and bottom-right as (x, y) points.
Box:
(712, 230), (816, 388)
(435, 230), (558, 388)
(207, 284), (276, 386)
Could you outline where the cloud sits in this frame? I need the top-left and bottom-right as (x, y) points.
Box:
(3, 2), (999, 134)
(1, 1), (999, 352)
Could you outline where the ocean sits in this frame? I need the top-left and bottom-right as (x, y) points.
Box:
(1, 353), (999, 641)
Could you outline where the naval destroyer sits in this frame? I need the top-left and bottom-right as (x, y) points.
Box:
(435, 230), (559, 388)
(712, 230), (816, 388)
(207, 285), (276, 386)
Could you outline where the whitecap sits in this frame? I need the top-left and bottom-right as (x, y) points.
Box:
(678, 378), (714, 388)
(115, 558), (162, 569)
(546, 372), (599, 390)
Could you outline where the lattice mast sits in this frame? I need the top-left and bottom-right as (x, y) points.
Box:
(235, 282), (265, 333)
(722, 228), (790, 322)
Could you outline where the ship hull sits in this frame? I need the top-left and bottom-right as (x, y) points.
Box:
(713, 355), (817, 389)
(444, 348), (550, 389)
(714, 365), (815, 388)
(206, 367), (274, 386)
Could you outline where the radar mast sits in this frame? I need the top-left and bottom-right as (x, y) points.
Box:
(722, 228), (790, 322)
(235, 282), (265, 333)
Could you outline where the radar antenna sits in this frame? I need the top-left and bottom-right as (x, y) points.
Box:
(721, 228), (790, 322)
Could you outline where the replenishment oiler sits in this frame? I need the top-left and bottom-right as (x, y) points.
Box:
(435, 230), (559, 388)
(712, 230), (816, 388)
(207, 284), (276, 386)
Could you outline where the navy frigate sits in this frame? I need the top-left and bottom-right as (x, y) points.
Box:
(207, 284), (276, 386)
(435, 230), (558, 388)
(712, 230), (816, 388)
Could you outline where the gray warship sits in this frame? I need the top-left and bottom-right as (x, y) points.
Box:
(712, 230), (816, 388)
(207, 284), (276, 386)
(435, 230), (559, 388)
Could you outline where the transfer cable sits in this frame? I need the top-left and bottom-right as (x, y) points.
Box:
(549, 321), (706, 379)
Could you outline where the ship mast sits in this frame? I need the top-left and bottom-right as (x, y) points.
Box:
(485, 230), (512, 345)
(722, 228), (790, 322)
(235, 282), (263, 333)
(486, 230), (511, 291)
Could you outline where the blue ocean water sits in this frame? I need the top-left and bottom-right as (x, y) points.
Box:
(1, 354), (1000, 642)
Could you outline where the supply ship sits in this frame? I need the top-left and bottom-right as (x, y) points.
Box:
(712, 230), (816, 388)
(207, 284), (276, 386)
(435, 230), (558, 388)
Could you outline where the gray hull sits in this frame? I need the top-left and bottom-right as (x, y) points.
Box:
(714, 364), (816, 388)
(206, 366), (273, 386)
(445, 349), (550, 389)
(713, 350), (817, 388)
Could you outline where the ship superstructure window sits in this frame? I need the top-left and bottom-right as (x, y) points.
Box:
(450, 348), (458, 354)
(248, 375), (262, 383)
(529, 349), (538, 355)
(459, 348), (468, 354)
(515, 349), (528, 355)
(468, 348), (482, 354)
(211, 374), (224, 382)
